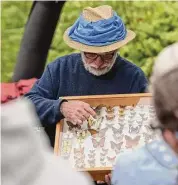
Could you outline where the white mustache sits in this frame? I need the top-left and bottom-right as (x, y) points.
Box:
(81, 52), (118, 76)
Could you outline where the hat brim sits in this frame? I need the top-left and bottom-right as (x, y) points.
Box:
(63, 28), (136, 53)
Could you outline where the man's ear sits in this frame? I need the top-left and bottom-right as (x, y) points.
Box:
(163, 129), (178, 152)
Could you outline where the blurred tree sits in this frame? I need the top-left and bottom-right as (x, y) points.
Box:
(1, 1), (178, 82)
(12, 1), (65, 82)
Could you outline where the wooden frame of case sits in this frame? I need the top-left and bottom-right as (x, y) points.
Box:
(54, 93), (152, 181)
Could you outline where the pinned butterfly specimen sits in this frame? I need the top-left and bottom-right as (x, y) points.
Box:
(88, 116), (104, 134)
(102, 148), (109, 153)
(93, 104), (105, 115)
(100, 161), (107, 166)
(118, 107), (125, 117)
(88, 159), (95, 168)
(74, 154), (85, 160)
(128, 115), (135, 120)
(112, 125), (124, 135)
(149, 105), (154, 109)
(75, 162), (85, 169)
(88, 153), (95, 159)
(149, 110), (156, 117)
(138, 105), (144, 109)
(106, 106), (115, 114)
(136, 120), (142, 125)
(88, 116), (96, 127)
(63, 132), (73, 139)
(114, 149), (121, 155)
(149, 113), (156, 119)
(142, 132), (156, 142)
(95, 116), (104, 130)
(144, 125), (152, 133)
(74, 147), (84, 156)
(139, 113), (146, 118)
(89, 150), (95, 154)
(128, 120), (134, 124)
(119, 112), (125, 117)
(142, 116), (148, 122)
(89, 149), (95, 154)
(129, 105), (135, 111)
(107, 156), (116, 164)
(92, 127), (108, 138)
(106, 114), (115, 121)
(76, 130), (88, 144)
(66, 121), (81, 131)
(125, 135), (141, 149)
(101, 148), (109, 156)
(118, 119), (125, 126)
(105, 123), (115, 129)
(129, 124), (142, 134)
(92, 137), (105, 148)
(100, 155), (105, 161)
(110, 141), (123, 152)
(120, 105), (126, 109)
(61, 140), (72, 154)
(100, 151), (107, 157)
(149, 106), (155, 111)
(75, 158), (85, 164)
(113, 134), (124, 142)
(130, 110), (136, 117)
(118, 117), (125, 123)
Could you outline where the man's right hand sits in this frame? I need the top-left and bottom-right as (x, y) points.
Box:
(60, 100), (96, 125)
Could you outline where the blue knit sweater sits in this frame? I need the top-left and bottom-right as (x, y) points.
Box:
(25, 53), (148, 125)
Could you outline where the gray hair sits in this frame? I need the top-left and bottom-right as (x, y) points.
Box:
(151, 42), (178, 131)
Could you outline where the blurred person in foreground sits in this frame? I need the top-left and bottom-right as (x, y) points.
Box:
(1, 98), (93, 185)
(101, 42), (178, 185)
(25, 5), (148, 146)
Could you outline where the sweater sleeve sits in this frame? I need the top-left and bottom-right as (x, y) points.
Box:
(137, 69), (148, 93)
(24, 65), (64, 125)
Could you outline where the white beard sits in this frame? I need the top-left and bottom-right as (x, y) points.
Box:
(81, 51), (117, 76)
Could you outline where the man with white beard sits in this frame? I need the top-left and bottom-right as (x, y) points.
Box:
(25, 5), (148, 146)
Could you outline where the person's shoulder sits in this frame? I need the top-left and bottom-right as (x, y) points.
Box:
(118, 56), (143, 73)
(112, 146), (150, 185)
(36, 155), (93, 185)
(48, 53), (81, 68)
(115, 146), (147, 169)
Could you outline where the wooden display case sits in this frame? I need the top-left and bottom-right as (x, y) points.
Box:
(54, 93), (157, 181)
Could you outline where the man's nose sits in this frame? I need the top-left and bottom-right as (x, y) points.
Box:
(94, 56), (104, 68)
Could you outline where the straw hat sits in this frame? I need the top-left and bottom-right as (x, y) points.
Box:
(63, 5), (136, 53)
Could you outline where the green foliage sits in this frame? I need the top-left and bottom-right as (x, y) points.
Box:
(1, 1), (178, 82)
(1, 1), (32, 82)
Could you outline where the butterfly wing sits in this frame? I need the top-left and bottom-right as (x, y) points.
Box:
(117, 142), (123, 150)
(88, 159), (95, 167)
(107, 156), (116, 163)
(98, 127), (108, 137)
(106, 114), (115, 120)
(113, 134), (123, 142)
(100, 137), (105, 148)
(88, 129), (98, 136)
(102, 148), (109, 153)
(92, 138), (99, 148)
(110, 141), (116, 149)
(112, 127), (119, 135)
(125, 135), (133, 148)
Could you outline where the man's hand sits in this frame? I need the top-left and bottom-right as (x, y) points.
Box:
(60, 100), (96, 125)
(97, 173), (112, 185)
